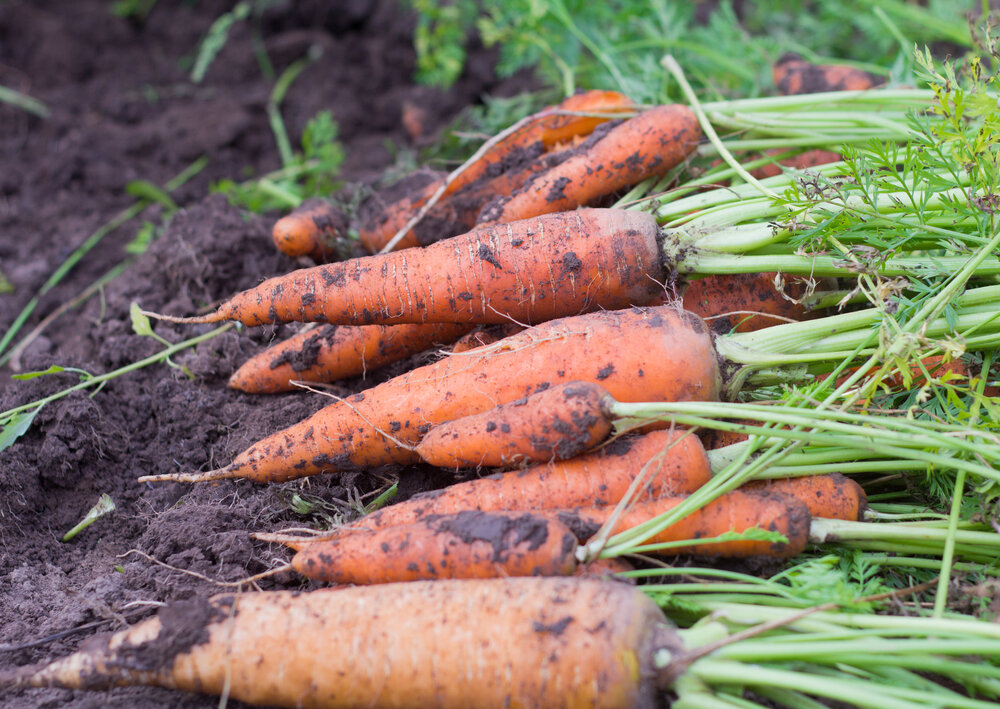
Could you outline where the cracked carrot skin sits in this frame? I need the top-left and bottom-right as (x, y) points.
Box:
(558, 488), (811, 559)
(291, 510), (580, 584)
(187, 208), (665, 327)
(228, 322), (471, 394)
(3, 577), (679, 709)
(161, 305), (720, 483)
(358, 90), (637, 253)
(274, 429), (712, 548)
(416, 381), (615, 468)
(479, 104), (701, 226)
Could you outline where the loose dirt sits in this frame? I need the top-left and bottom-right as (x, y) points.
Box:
(0, 2), (528, 706)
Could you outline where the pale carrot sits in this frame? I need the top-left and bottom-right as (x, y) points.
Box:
(1, 577), (678, 708)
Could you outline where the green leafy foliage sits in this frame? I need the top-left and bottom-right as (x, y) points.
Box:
(212, 110), (344, 213)
(404, 0), (980, 102)
(772, 554), (891, 609)
(0, 408), (41, 454)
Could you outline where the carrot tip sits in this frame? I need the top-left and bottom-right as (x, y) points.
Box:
(138, 467), (238, 484)
(142, 309), (224, 325)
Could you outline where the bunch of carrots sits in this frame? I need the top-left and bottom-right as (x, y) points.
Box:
(11, 57), (1000, 708)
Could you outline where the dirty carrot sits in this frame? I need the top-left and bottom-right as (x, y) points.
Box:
(144, 285), (1000, 484)
(288, 490), (809, 586)
(291, 510), (579, 584)
(359, 89), (636, 252)
(258, 428), (712, 546)
(359, 141), (572, 252)
(416, 381), (615, 468)
(150, 208), (666, 327)
(229, 322), (470, 394)
(139, 306), (720, 483)
(772, 53), (884, 96)
(681, 272), (831, 335)
(271, 198), (349, 260)
(479, 104), (700, 225)
(742, 473), (867, 522)
(560, 488), (811, 559)
(1, 577), (682, 709)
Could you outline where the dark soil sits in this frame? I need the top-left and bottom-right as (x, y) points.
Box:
(0, 2), (530, 706)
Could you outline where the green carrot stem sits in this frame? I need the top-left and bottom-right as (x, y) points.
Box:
(862, 554), (1000, 576)
(686, 659), (922, 709)
(810, 519), (1000, 547)
(0, 324), (232, 422)
(0, 157), (208, 362)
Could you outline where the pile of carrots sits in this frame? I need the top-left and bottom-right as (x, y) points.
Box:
(8, 60), (922, 708)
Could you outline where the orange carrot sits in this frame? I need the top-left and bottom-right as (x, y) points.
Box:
(744, 473), (867, 522)
(2, 577), (679, 708)
(228, 322), (470, 394)
(359, 90), (636, 252)
(681, 272), (831, 335)
(291, 510), (579, 584)
(259, 429), (713, 545)
(480, 105), (700, 225)
(416, 381), (615, 468)
(773, 53), (883, 95)
(358, 142), (571, 252)
(749, 148), (843, 180)
(559, 488), (811, 558)
(140, 306), (720, 483)
(271, 199), (349, 261)
(157, 208), (665, 328)
(697, 424), (752, 451)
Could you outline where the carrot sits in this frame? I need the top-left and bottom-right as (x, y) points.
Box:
(559, 488), (811, 559)
(291, 510), (579, 584)
(139, 306), (720, 483)
(416, 381), (615, 468)
(772, 53), (883, 96)
(2, 577), (679, 709)
(697, 423), (753, 451)
(359, 142), (571, 253)
(749, 147), (843, 180)
(228, 322), (470, 394)
(744, 473), (867, 522)
(359, 90), (636, 252)
(271, 198), (349, 261)
(479, 104), (700, 225)
(155, 208), (666, 328)
(288, 488), (810, 580)
(450, 323), (524, 353)
(258, 429), (713, 544)
(681, 272), (831, 334)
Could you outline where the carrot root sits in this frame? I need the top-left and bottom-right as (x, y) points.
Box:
(291, 510), (579, 584)
(416, 381), (615, 468)
(3, 578), (679, 709)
